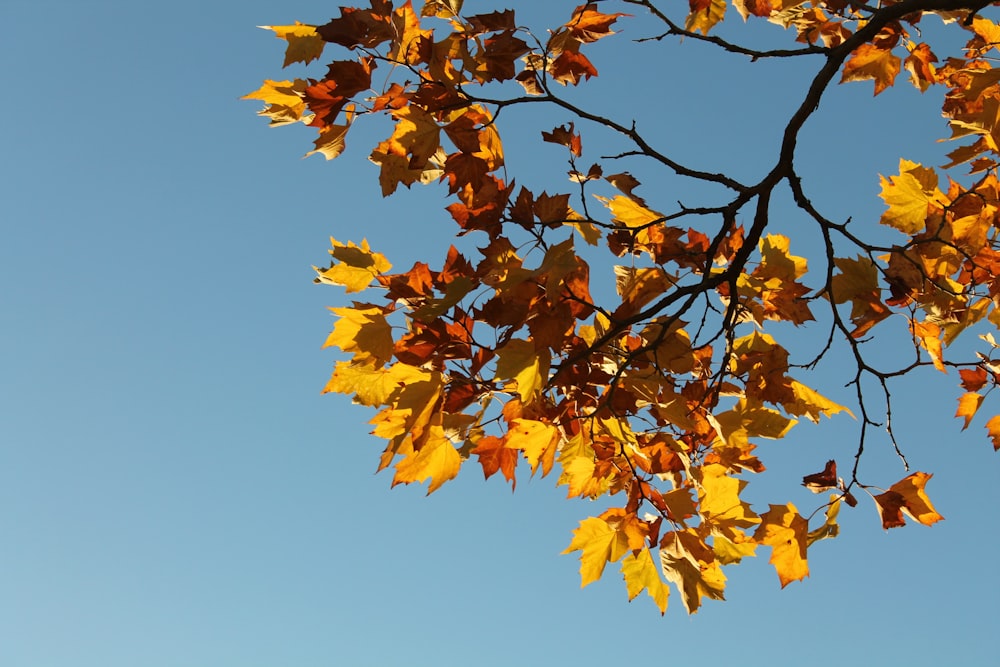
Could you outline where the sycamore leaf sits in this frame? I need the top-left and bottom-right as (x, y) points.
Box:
(754, 503), (810, 587)
(563, 516), (630, 587)
(841, 43), (901, 95)
(494, 338), (549, 402)
(802, 460), (838, 493)
(786, 381), (854, 423)
(986, 415), (1000, 451)
(505, 419), (560, 475)
(956, 391), (984, 430)
(315, 237), (392, 293)
(685, 0), (727, 35)
(621, 548), (669, 614)
(392, 424), (463, 494)
(323, 360), (429, 406)
(260, 23), (325, 67)
(596, 195), (664, 228)
(878, 159), (943, 234)
(874, 472), (944, 529)
(698, 463), (760, 530)
(659, 530), (726, 614)
(324, 305), (393, 364)
(806, 496), (841, 547)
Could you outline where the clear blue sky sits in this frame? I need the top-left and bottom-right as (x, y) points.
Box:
(3, 1), (997, 665)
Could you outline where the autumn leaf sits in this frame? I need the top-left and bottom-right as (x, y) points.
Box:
(754, 503), (810, 588)
(392, 424), (463, 494)
(874, 472), (944, 529)
(505, 419), (560, 475)
(621, 548), (670, 614)
(878, 159), (943, 234)
(260, 23), (326, 67)
(955, 391), (984, 430)
(563, 515), (631, 587)
(659, 530), (726, 614)
(494, 338), (550, 402)
(841, 43), (901, 95)
(314, 237), (392, 293)
(801, 460), (838, 493)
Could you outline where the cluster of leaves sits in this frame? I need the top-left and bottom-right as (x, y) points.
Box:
(246, 0), (1000, 614)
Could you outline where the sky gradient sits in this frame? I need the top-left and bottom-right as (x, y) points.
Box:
(3, 1), (998, 665)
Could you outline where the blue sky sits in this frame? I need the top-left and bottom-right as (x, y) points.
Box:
(3, 1), (998, 665)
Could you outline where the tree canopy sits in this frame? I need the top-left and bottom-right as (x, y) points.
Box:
(245, 0), (1000, 614)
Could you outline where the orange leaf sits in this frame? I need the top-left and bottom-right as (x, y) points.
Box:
(955, 391), (984, 430)
(841, 43), (901, 95)
(874, 472), (944, 529)
(753, 503), (810, 588)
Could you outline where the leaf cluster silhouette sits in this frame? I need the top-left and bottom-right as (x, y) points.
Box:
(246, 0), (1000, 614)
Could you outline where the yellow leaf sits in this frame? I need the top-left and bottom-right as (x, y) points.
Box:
(956, 391), (984, 430)
(505, 419), (560, 475)
(305, 115), (352, 160)
(758, 234), (807, 281)
(841, 43), (901, 95)
(874, 472), (944, 529)
(712, 532), (757, 565)
(392, 425), (462, 494)
(323, 361), (427, 406)
(986, 414), (1000, 451)
(315, 237), (392, 293)
(698, 464), (760, 530)
(242, 78), (309, 108)
(878, 159), (942, 234)
(596, 195), (665, 229)
(324, 305), (393, 364)
(659, 530), (726, 614)
(806, 496), (841, 547)
(259, 23), (326, 67)
(621, 548), (670, 614)
(563, 516), (630, 587)
(494, 338), (549, 402)
(786, 381), (854, 423)
(754, 503), (810, 588)
(685, 0), (727, 35)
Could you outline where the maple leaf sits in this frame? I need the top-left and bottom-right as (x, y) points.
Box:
(659, 530), (726, 614)
(541, 123), (582, 157)
(985, 415), (1000, 451)
(315, 237), (392, 293)
(841, 43), (901, 95)
(621, 548), (670, 614)
(879, 159), (944, 234)
(563, 515), (631, 587)
(505, 419), (560, 476)
(324, 305), (393, 365)
(754, 503), (810, 588)
(686, 0), (726, 34)
(260, 23), (325, 68)
(392, 424), (463, 494)
(801, 460), (838, 493)
(494, 338), (550, 402)
(874, 472), (944, 530)
(471, 435), (518, 487)
(955, 391), (984, 430)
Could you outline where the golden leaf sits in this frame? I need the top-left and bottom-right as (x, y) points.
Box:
(841, 43), (901, 95)
(874, 472), (944, 529)
(563, 516), (630, 587)
(754, 503), (810, 587)
(621, 548), (670, 614)
(505, 419), (560, 475)
(315, 237), (392, 293)
(878, 159), (943, 234)
(659, 530), (726, 614)
(392, 424), (462, 494)
(324, 305), (393, 365)
(494, 338), (550, 402)
(259, 23), (326, 67)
